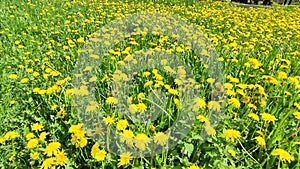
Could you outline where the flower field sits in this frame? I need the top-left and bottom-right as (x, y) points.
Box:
(0, 0), (300, 168)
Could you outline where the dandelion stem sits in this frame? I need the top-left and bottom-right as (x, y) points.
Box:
(238, 140), (260, 164)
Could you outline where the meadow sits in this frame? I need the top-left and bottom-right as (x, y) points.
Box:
(0, 0), (300, 168)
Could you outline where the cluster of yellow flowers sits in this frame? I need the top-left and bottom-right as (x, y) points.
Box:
(69, 123), (88, 148)
(1, 0), (300, 168)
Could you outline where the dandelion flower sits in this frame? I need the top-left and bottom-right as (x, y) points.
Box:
(77, 37), (85, 43)
(31, 123), (43, 132)
(10, 100), (16, 105)
(143, 71), (151, 77)
(94, 149), (106, 161)
(228, 98), (241, 108)
(118, 152), (132, 167)
(255, 136), (266, 149)
(248, 113), (259, 121)
(41, 158), (55, 169)
(55, 149), (67, 165)
(223, 129), (240, 142)
(105, 97), (118, 105)
(293, 112), (300, 120)
(44, 142), (61, 157)
(194, 98), (206, 109)
(261, 113), (277, 123)
(30, 152), (39, 160)
(26, 139), (39, 149)
(154, 132), (169, 146)
(196, 115), (208, 123)
(20, 78), (29, 83)
(120, 130), (134, 148)
(144, 80), (153, 87)
(116, 120), (128, 131)
(208, 101), (221, 111)
(205, 123), (216, 137)
(187, 165), (202, 169)
(39, 132), (47, 141)
(103, 116), (115, 125)
(271, 148), (294, 163)
(228, 149), (236, 157)
(4, 131), (17, 140)
(135, 133), (149, 151)
(128, 104), (138, 114)
(91, 142), (106, 161)
(137, 103), (147, 113)
(26, 132), (35, 140)
(8, 74), (18, 79)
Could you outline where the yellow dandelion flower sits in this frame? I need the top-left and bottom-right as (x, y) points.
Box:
(293, 112), (300, 120)
(228, 98), (240, 108)
(55, 149), (67, 165)
(26, 138), (39, 149)
(137, 103), (147, 113)
(128, 104), (138, 114)
(255, 136), (266, 149)
(228, 149), (236, 157)
(86, 101), (98, 112)
(116, 120), (128, 131)
(206, 78), (215, 84)
(261, 113), (277, 123)
(77, 37), (85, 43)
(176, 46), (184, 52)
(144, 80), (153, 87)
(271, 148), (294, 163)
(0, 137), (5, 143)
(245, 58), (262, 69)
(223, 129), (240, 142)
(79, 137), (88, 147)
(31, 123), (43, 132)
(4, 131), (17, 140)
(118, 152), (132, 167)
(248, 113), (259, 121)
(10, 100), (16, 105)
(8, 74), (18, 79)
(137, 93), (145, 102)
(153, 132), (169, 146)
(94, 149), (106, 161)
(262, 75), (278, 85)
(196, 115), (208, 123)
(187, 165), (202, 169)
(194, 98), (206, 109)
(205, 123), (216, 137)
(8, 153), (15, 161)
(135, 133), (149, 151)
(50, 105), (58, 110)
(226, 90), (236, 97)
(208, 101), (221, 111)
(105, 97), (118, 105)
(277, 71), (287, 80)
(69, 123), (83, 133)
(143, 71), (151, 77)
(103, 116), (115, 125)
(41, 157), (55, 169)
(120, 130), (134, 148)
(44, 142), (61, 157)
(247, 103), (257, 110)
(26, 132), (35, 140)
(64, 88), (74, 97)
(32, 72), (40, 77)
(30, 152), (39, 160)
(91, 143), (100, 157)
(39, 132), (47, 141)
